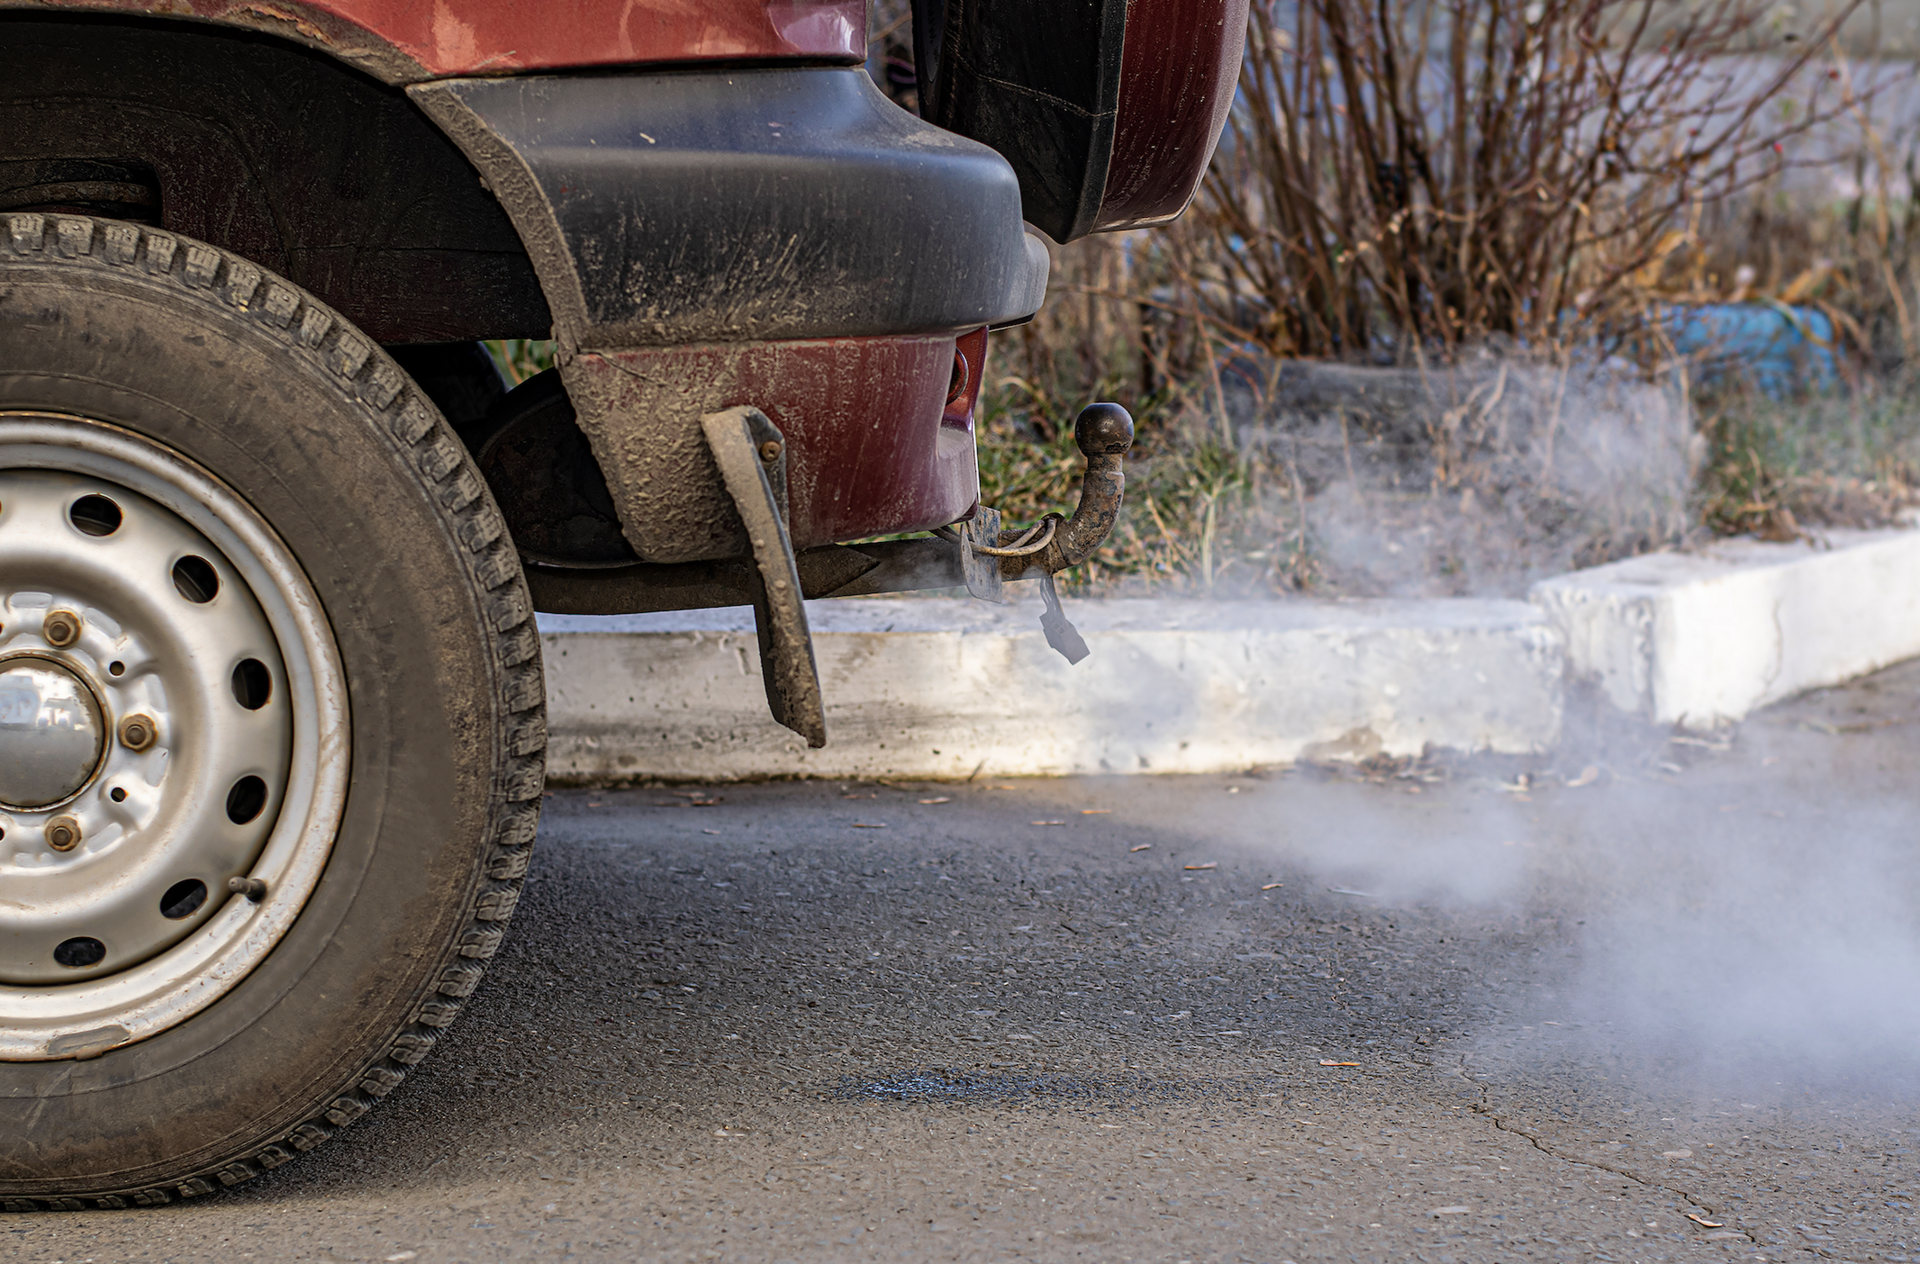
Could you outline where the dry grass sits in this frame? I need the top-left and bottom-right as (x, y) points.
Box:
(484, 338), (553, 385)
(1696, 375), (1920, 540)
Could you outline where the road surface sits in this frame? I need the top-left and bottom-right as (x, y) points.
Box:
(10, 662), (1920, 1262)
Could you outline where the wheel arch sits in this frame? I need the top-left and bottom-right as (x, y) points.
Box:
(0, 12), (552, 345)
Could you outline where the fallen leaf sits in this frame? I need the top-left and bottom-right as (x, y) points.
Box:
(919, 797), (952, 804)
(1261, 882), (1284, 890)
(1032, 820), (1066, 826)
(1567, 765), (1601, 788)
(1430, 1205), (1471, 1216)
(1130, 844), (1152, 852)
(851, 823), (886, 829)
(1184, 863), (1217, 871)
(1319, 1059), (1360, 1067)
(1686, 1213), (1723, 1227)
(1080, 808), (1112, 815)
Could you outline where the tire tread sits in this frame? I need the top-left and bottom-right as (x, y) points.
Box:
(0, 213), (549, 1210)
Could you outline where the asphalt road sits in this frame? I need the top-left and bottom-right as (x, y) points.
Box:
(11, 662), (1920, 1264)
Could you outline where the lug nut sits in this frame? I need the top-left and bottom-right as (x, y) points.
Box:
(758, 439), (783, 463)
(42, 610), (82, 648)
(118, 714), (157, 752)
(46, 815), (82, 852)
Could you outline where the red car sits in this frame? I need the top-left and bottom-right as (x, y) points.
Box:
(0, 0), (1243, 1206)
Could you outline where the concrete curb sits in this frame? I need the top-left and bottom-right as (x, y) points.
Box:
(1532, 526), (1920, 729)
(540, 524), (1920, 779)
(541, 597), (1564, 781)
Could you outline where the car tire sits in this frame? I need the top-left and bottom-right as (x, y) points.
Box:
(0, 214), (545, 1208)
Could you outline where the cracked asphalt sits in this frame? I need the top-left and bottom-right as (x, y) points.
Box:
(10, 660), (1920, 1263)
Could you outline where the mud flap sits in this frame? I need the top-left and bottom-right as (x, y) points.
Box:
(700, 407), (828, 747)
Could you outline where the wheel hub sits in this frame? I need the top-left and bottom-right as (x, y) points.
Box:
(0, 465), (294, 986)
(0, 656), (107, 809)
(1, 414), (349, 1061)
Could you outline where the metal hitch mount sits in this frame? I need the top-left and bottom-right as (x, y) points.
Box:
(988, 403), (1135, 583)
(965, 402), (1133, 660)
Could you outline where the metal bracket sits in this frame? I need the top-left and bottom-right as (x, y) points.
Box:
(700, 406), (827, 748)
(1037, 571), (1090, 664)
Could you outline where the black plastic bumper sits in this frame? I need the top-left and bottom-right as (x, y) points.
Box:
(411, 67), (1049, 349)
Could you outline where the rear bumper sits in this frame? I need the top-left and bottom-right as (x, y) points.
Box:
(414, 66), (1047, 567)
(411, 66), (1049, 349)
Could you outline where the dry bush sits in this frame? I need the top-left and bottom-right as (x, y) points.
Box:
(1178, 0), (1864, 362)
(1003, 0), (1920, 596)
(1665, 62), (1920, 369)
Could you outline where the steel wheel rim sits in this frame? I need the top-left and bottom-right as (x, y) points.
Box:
(0, 414), (349, 1061)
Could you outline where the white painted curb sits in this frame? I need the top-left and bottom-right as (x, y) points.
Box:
(540, 525), (1920, 778)
(1530, 526), (1920, 729)
(540, 595), (1564, 781)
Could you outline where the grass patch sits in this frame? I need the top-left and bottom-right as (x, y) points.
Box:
(1697, 377), (1920, 540)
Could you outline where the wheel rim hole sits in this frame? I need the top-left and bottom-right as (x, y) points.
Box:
(53, 937), (106, 969)
(226, 775), (268, 825)
(171, 555), (219, 603)
(231, 658), (272, 710)
(108, 660), (125, 677)
(159, 879), (208, 920)
(109, 786), (127, 803)
(69, 494), (124, 536)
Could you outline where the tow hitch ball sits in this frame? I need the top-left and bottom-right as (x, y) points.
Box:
(951, 402), (1135, 663)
